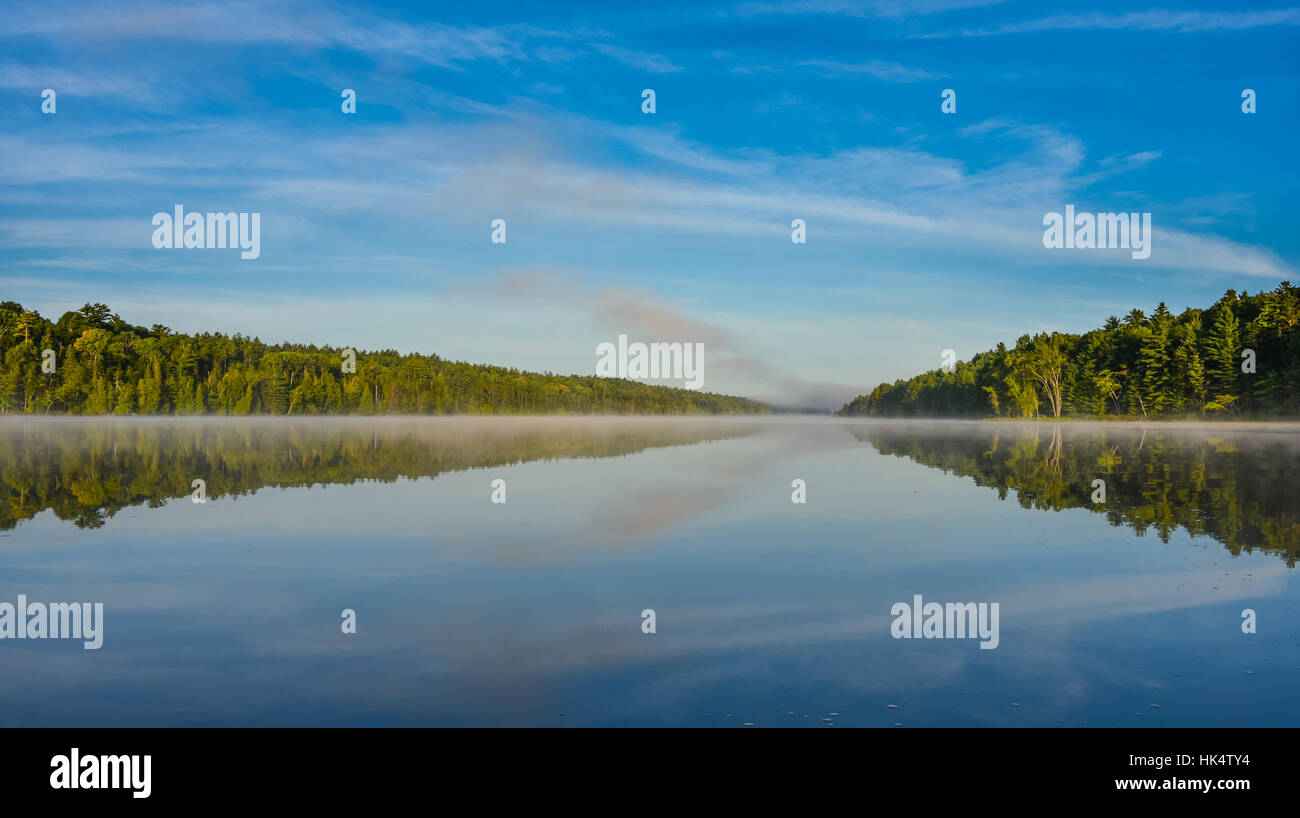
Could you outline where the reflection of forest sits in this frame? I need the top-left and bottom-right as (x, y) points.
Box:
(850, 422), (1300, 567)
(0, 419), (761, 530)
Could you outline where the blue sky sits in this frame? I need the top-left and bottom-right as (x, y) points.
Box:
(1, 0), (1297, 408)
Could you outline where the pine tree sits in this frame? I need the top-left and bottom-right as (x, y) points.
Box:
(1139, 303), (1175, 414)
(1203, 303), (1242, 407)
(1173, 317), (1205, 413)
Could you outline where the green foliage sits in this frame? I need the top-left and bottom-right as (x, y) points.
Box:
(0, 302), (768, 416)
(839, 283), (1300, 419)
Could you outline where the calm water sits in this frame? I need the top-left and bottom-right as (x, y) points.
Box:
(1, 416), (1297, 727)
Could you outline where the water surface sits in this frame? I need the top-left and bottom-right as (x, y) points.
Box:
(1, 417), (1296, 727)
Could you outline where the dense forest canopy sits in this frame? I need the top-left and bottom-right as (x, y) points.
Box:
(840, 283), (1300, 419)
(0, 301), (768, 416)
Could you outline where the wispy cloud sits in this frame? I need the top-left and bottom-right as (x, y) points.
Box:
(924, 8), (1300, 38)
(0, 62), (161, 99)
(452, 269), (862, 408)
(589, 43), (682, 73)
(0, 0), (563, 67)
(796, 59), (942, 81)
(728, 58), (940, 81)
(2, 104), (1288, 283)
(735, 0), (1004, 19)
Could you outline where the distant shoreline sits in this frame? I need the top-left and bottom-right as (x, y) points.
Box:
(3, 413), (1299, 429)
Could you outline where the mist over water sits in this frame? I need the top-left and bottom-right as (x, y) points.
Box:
(1, 417), (1296, 726)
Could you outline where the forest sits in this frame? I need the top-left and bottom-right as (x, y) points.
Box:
(0, 301), (767, 416)
(839, 283), (1300, 419)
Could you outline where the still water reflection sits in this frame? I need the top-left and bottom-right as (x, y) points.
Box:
(1, 417), (1296, 726)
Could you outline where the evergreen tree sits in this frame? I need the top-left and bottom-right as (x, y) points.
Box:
(0, 301), (768, 417)
(841, 285), (1300, 420)
(1203, 303), (1242, 409)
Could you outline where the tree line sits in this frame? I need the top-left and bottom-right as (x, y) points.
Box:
(839, 283), (1300, 419)
(0, 301), (768, 416)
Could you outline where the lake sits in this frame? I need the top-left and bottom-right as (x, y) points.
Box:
(1, 416), (1296, 727)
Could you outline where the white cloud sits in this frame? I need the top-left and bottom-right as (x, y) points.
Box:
(734, 0), (1005, 19)
(925, 8), (1300, 38)
(589, 43), (682, 73)
(0, 0), (563, 67)
(796, 58), (942, 82)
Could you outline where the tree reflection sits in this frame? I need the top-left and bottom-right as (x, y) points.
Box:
(0, 418), (759, 531)
(850, 422), (1300, 566)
